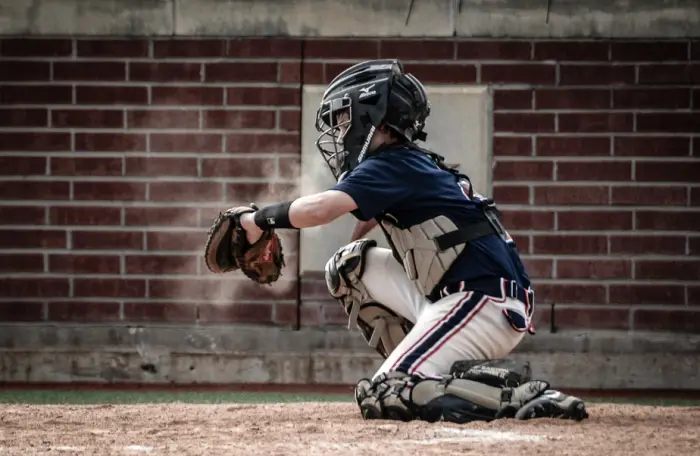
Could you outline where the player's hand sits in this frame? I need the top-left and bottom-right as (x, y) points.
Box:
(239, 212), (263, 244)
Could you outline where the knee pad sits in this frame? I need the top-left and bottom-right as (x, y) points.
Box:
(324, 239), (412, 358)
(324, 239), (377, 302)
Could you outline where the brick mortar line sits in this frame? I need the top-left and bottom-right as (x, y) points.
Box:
(4, 211), (697, 219)
(7, 36), (682, 42)
(3, 83), (698, 92)
(539, 304), (697, 311)
(15, 57), (308, 62)
(4, 200), (695, 208)
(0, 201), (291, 207)
(0, 152), (299, 159)
(508, 230), (700, 235)
(521, 254), (700, 260)
(508, 229), (699, 235)
(4, 80), (697, 88)
(0, 176), (296, 182)
(0, 233), (688, 244)
(494, 132), (700, 137)
(501, 181), (697, 185)
(5, 177), (696, 185)
(0, 106), (303, 111)
(0, 324), (302, 331)
(0, 82), (304, 88)
(2, 274), (297, 283)
(3, 277), (697, 288)
(2, 272), (695, 283)
(1, 301), (693, 313)
(286, 59), (694, 65)
(499, 204), (699, 211)
(492, 156), (698, 162)
(11, 59), (699, 70)
(627, 309), (635, 329)
(0, 251), (688, 261)
(0, 300), (297, 306)
(6, 205), (688, 212)
(0, 251), (680, 258)
(496, 108), (698, 113)
(4, 57), (648, 64)
(0, 128), (295, 134)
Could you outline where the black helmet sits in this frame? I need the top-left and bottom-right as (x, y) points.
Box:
(314, 59), (431, 181)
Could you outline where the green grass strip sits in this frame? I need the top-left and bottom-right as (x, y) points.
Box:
(583, 396), (700, 407)
(0, 390), (698, 407)
(0, 390), (353, 405)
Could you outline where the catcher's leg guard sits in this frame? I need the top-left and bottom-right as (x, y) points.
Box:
(447, 358), (587, 420)
(325, 240), (417, 358)
(449, 358), (587, 420)
(450, 358), (532, 387)
(354, 370), (553, 424)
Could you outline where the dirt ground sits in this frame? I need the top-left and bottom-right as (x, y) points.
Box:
(0, 402), (698, 456)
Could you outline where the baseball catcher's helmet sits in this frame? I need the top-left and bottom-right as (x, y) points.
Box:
(314, 59), (431, 181)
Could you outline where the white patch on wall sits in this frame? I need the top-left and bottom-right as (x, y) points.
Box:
(300, 84), (493, 274)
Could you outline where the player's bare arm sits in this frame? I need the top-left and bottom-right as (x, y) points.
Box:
(350, 219), (378, 241)
(238, 190), (357, 244)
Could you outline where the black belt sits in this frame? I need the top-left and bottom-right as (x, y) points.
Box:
(436, 277), (535, 311)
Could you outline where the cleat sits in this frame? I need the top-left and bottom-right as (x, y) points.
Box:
(515, 389), (589, 421)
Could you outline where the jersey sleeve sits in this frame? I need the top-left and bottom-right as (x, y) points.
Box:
(331, 157), (413, 221)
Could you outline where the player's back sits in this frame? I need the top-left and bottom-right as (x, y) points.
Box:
(333, 145), (531, 299)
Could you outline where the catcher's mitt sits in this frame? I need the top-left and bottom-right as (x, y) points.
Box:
(203, 204), (285, 285)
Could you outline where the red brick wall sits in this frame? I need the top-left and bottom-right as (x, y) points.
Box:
(1, 38), (698, 333)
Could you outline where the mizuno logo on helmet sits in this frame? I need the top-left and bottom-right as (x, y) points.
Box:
(358, 84), (377, 100)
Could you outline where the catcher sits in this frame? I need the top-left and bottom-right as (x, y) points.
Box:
(204, 59), (588, 424)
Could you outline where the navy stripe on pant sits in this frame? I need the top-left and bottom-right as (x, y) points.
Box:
(395, 291), (486, 374)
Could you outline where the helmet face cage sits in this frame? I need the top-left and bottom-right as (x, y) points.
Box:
(315, 95), (353, 180)
(314, 59), (431, 181)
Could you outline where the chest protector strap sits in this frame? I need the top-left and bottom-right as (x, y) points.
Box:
(435, 201), (509, 250)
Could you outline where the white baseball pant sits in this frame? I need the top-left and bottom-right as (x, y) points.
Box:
(359, 247), (532, 380)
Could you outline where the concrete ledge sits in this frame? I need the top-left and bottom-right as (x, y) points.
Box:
(455, 0), (700, 38)
(1, 0), (698, 37)
(0, 0), (174, 36)
(0, 324), (698, 389)
(175, 0), (453, 37)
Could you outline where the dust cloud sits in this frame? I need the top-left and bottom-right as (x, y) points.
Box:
(213, 131), (335, 304)
(145, 96), (338, 313)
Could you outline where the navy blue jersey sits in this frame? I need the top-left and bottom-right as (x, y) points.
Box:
(331, 146), (531, 295)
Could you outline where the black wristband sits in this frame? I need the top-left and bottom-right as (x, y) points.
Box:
(253, 201), (296, 229)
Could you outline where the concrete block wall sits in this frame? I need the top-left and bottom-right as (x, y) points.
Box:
(1, 37), (698, 334)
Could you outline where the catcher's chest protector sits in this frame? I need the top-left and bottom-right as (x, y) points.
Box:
(380, 214), (465, 297)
